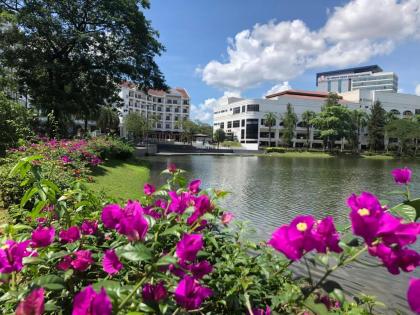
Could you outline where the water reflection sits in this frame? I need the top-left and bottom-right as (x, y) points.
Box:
(145, 155), (419, 314)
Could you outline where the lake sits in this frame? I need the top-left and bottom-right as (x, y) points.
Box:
(144, 155), (420, 314)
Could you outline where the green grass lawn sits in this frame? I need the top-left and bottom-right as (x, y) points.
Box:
(87, 158), (150, 200)
(361, 154), (395, 160)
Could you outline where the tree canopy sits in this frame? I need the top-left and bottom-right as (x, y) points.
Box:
(0, 0), (168, 131)
(281, 103), (297, 147)
(368, 101), (386, 151)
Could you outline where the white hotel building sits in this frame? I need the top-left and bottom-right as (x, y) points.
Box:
(213, 89), (420, 151)
(118, 82), (190, 140)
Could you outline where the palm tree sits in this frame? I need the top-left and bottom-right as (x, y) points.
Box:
(301, 110), (316, 148)
(263, 112), (277, 147)
(97, 106), (120, 134)
(282, 103), (298, 147)
(349, 109), (368, 153)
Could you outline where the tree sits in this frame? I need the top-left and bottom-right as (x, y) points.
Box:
(368, 101), (386, 152)
(214, 129), (226, 149)
(263, 112), (277, 147)
(0, 92), (35, 156)
(386, 118), (420, 155)
(281, 104), (297, 147)
(348, 109), (368, 153)
(301, 110), (316, 148)
(0, 0), (168, 135)
(97, 107), (120, 134)
(124, 112), (155, 142)
(177, 119), (199, 145)
(311, 93), (352, 151)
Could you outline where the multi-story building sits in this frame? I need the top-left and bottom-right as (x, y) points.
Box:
(118, 82), (190, 141)
(213, 90), (359, 150)
(213, 89), (420, 150)
(316, 65), (398, 93)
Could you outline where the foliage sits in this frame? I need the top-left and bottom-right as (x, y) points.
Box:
(301, 110), (316, 148)
(368, 101), (386, 152)
(311, 94), (352, 150)
(385, 118), (420, 155)
(263, 112), (277, 146)
(97, 107), (121, 134)
(220, 141), (242, 148)
(124, 112), (157, 142)
(0, 137), (132, 209)
(0, 92), (35, 156)
(214, 129), (226, 148)
(7, 159), (419, 314)
(348, 109), (368, 153)
(0, 0), (167, 134)
(281, 103), (297, 147)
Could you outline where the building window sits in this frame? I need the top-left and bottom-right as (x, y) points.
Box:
(227, 121), (232, 128)
(157, 107), (162, 112)
(166, 115), (171, 120)
(175, 108), (180, 113)
(183, 108), (188, 113)
(233, 120), (240, 128)
(241, 119), (245, 127)
(327, 81), (331, 92)
(220, 122), (224, 129)
(175, 116), (179, 121)
(157, 98), (162, 103)
(129, 91), (134, 97)
(166, 107), (171, 112)
(338, 79), (342, 93)
(241, 129), (245, 139)
(246, 119), (259, 139)
(242, 106), (245, 112)
(167, 99), (172, 104)
(183, 100), (189, 105)
(233, 107), (240, 114)
(166, 123), (170, 129)
(247, 104), (259, 112)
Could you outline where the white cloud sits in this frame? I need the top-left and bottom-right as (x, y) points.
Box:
(265, 81), (292, 97)
(415, 84), (420, 96)
(200, 0), (420, 91)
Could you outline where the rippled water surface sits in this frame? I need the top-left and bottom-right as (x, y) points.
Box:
(144, 155), (420, 314)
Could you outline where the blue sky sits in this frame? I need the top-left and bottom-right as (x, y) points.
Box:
(145, 0), (420, 122)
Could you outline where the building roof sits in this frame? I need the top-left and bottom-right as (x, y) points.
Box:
(316, 65), (383, 86)
(120, 81), (190, 99)
(265, 89), (341, 100)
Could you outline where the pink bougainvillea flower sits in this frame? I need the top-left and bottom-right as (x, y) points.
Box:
(16, 288), (44, 315)
(81, 220), (98, 235)
(117, 210), (149, 241)
(144, 183), (156, 196)
(142, 281), (168, 302)
(168, 163), (177, 173)
(221, 212), (234, 225)
(168, 191), (192, 214)
(143, 206), (161, 219)
(376, 214), (420, 248)
(72, 286), (112, 315)
(176, 234), (203, 262)
(187, 195), (212, 225)
(57, 255), (73, 271)
(0, 240), (31, 273)
(407, 278), (420, 314)
(31, 226), (55, 248)
(154, 199), (167, 210)
(188, 179), (201, 194)
(59, 226), (81, 244)
(169, 263), (187, 278)
(101, 204), (123, 229)
(368, 244), (420, 275)
(60, 155), (72, 164)
(71, 250), (94, 271)
(252, 305), (271, 315)
(268, 216), (317, 261)
(189, 260), (213, 279)
(102, 250), (123, 275)
(347, 192), (384, 245)
(391, 167), (412, 185)
(174, 275), (213, 310)
(312, 217), (342, 254)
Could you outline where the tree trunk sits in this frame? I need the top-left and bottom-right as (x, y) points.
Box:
(268, 126), (272, 147)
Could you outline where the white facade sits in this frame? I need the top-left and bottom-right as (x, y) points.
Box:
(213, 89), (420, 150)
(118, 82), (190, 140)
(213, 90), (360, 150)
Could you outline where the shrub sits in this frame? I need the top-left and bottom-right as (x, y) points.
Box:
(265, 147), (286, 153)
(0, 157), (419, 314)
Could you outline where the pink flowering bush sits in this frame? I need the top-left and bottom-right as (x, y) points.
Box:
(0, 159), (419, 314)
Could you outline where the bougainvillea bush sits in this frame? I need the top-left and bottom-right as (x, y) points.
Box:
(0, 136), (133, 209)
(0, 156), (419, 314)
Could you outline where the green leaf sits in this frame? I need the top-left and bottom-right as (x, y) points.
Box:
(34, 275), (65, 290)
(119, 243), (152, 262)
(304, 296), (330, 315)
(161, 225), (182, 237)
(405, 198), (420, 221)
(388, 203), (416, 222)
(20, 186), (38, 207)
(155, 255), (177, 267)
(330, 288), (345, 305)
(386, 190), (406, 196)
